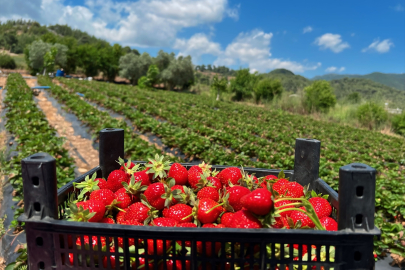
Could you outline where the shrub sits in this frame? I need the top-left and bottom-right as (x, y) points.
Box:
(391, 112), (405, 136)
(229, 68), (259, 101)
(303, 80), (336, 113)
(254, 78), (283, 104)
(0, 53), (17, 69)
(356, 102), (388, 129)
(346, 92), (361, 104)
(138, 76), (150, 89)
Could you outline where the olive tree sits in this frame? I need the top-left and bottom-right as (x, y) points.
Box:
(119, 52), (152, 85)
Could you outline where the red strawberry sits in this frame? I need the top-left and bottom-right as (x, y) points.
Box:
(116, 208), (127, 224)
(197, 198), (223, 224)
(103, 247), (124, 268)
(68, 201), (104, 223)
(85, 200), (106, 222)
(320, 217), (338, 231)
(151, 217), (178, 227)
(68, 253), (74, 265)
(177, 222), (197, 228)
(131, 257), (155, 270)
(226, 186), (250, 211)
(217, 167), (242, 186)
(90, 189), (115, 206)
(197, 240), (221, 256)
(229, 210), (262, 229)
(220, 212), (234, 227)
(73, 172), (103, 199)
(100, 217), (115, 224)
(197, 187), (219, 201)
(272, 178), (289, 196)
(241, 189), (273, 215)
(309, 197), (332, 219)
(120, 219), (143, 226)
(96, 178), (108, 189)
(265, 175), (278, 181)
(285, 182), (304, 198)
(274, 200), (294, 217)
(133, 170), (152, 186)
(106, 169), (128, 192)
(146, 239), (172, 255)
(171, 185), (184, 203)
(272, 216), (290, 229)
(76, 235), (107, 251)
(188, 170), (202, 189)
(290, 207), (315, 228)
(207, 176), (222, 190)
(216, 224), (226, 228)
(144, 182), (167, 210)
(168, 163), (188, 185)
(202, 223), (217, 228)
(124, 202), (155, 223)
(114, 188), (135, 209)
(163, 204), (193, 223)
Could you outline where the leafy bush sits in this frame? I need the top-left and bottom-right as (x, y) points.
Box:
(229, 68), (259, 101)
(346, 92), (361, 104)
(356, 102), (388, 129)
(254, 78), (283, 104)
(391, 112), (405, 136)
(138, 76), (150, 89)
(0, 53), (16, 69)
(303, 80), (336, 113)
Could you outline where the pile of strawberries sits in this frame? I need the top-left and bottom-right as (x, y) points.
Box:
(66, 155), (337, 268)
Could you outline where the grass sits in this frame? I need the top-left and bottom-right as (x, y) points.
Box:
(10, 54), (27, 70)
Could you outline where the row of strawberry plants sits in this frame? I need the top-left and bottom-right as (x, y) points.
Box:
(56, 78), (258, 167)
(65, 78), (405, 259)
(37, 76), (180, 163)
(3, 73), (76, 225)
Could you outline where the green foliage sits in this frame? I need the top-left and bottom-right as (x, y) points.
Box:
(0, 53), (16, 69)
(253, 78), (284, 104)
(160, 55), (194, 90)
(303, 80), (337, 113)
(138, 76), (150, 89)
(119, 52), (152, 85)
(210, 75), (228, 101)
(99, 43), (124, 82)
(76, 44), (100, 77)
(229, 68), (259, 101)
(264, 69), (310, 93)
(26, 40), (51, 72)
(147, 64), (160, 85)
(43, 47), (57, 73)
(346, 92), (361, 104)
(391, 112), (405, 136)
(356, 102), (388, 129)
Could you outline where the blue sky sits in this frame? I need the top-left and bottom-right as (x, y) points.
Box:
(1, 0), (404, 77)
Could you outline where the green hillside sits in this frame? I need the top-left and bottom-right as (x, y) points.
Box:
(312, 72), (405, 91)
(264, 69), (311, 93)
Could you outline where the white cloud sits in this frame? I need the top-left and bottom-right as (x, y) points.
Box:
(303, 26), (313, 34)
(0, 0), (238, 47)
(362, 39), (394, 53)
(325, 66), (345, 73)
(314, 33), (350, 53)
(392, 3), (404, 11)
(173, 33), (222, 61)
(213, 29), (321, 73)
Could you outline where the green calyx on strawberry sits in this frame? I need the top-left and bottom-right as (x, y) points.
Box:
(238, 168), (260, 190)
(195, 171), (220, 191)
(117, 157), (140, 175)
(121, 174), (148, 199)
(66, 203), (95, 222)
(73, 172), (100, 200)
(172, 185), (196, 205)
(145, 154), (171, 181)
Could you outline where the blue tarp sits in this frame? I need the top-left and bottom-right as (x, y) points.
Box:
(31, 86), (50, 89)
(55, 69), (65, 77)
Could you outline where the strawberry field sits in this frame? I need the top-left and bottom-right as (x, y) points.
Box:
(42, 76), (404, 261)
(0, 73), (404, 268)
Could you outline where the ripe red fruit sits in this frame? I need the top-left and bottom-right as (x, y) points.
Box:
(147, 239), (172, 255)
(217, 167), (242, 186)
(274, 200), (294, 217)
(197, 198), (223, 224)
(124, 202), (151, 223)
(226, 186), (250, 211)
(197, 187), (219, 202)
(90, 189), (115, 206)
(106, 170), (128, 192)
(207, 176), (222, 190)
(132, 257), (155, 270)
(144, 182), (166, 210)
(177, 222), (197, 228)
(197, 240), (221, 256)
(163, 204), (193, 223)
(272, 178), (289, 196)
(202, 223), (217, 228)
(216, 224), (226, 228)
(320, 217), (338, 231)
(285, 182), (304, 198)
(133, 170), (152, 186)
(290, 207), (315, 228)
(116, 208), (127, 224)
(309, 197), (332, 219)
(100, 217), (115, 224)
(188, 170), (202, 189)
(171, 185), (184, 204)
(168, 163), (188, 185)
(151, 217), (178, 227)
(120, 219), (143, 226)
(75, 200), (105, 222)
(241, 189), (273, 215)
(264, 175), (278, 181)
(75, 235), (107, 251)
(220, 212), (235, 227)
(95, 178), (108, 189)
(160, 260), (191, 270)
(103, 247), (124, 268)
(272, 216), (290, 229)
(229, 210), (262, 229)
(114, 188), (134, 209)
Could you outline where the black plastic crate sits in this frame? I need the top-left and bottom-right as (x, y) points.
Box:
(19, 128), (380, 270)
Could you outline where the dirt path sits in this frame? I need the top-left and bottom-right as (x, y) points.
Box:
(27, 78), (99, 174)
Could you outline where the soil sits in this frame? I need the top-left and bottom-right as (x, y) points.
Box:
(26, 78), (99, 174)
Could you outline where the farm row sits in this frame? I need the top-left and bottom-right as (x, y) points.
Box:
(49, 77), (404, 259)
